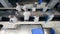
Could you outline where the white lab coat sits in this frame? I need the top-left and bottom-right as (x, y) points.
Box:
(22, 5), (26, 11)
(32, 7), (36, 12)
(34, 16), (39, 23)
(10, 17), (17, 23)
(16, 5), (21, 11)
(23, 11), (31, 20)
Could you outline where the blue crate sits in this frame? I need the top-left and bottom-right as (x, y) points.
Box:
(32, 28), (44, 34)
(50, 28), (55, 34)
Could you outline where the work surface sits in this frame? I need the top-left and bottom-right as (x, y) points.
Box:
(0, 21), (60, 28)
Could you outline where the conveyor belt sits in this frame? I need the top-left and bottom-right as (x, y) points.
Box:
(0, 21), (59, 28)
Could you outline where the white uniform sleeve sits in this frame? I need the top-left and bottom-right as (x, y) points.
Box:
(48, 14), (54, 21)
(34, 16), (39, 23)
(32, 7), (36, 12)
(22, 6), (26, 10)
(16, 5), (21, 11)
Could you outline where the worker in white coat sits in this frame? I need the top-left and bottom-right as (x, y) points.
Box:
(9, 15), (18, 23)
(32, 7), (36, 12)
(16, 3), (21, 16)
(34, 15), (39, 23)
(16, 2), (21, 12)
(32, 2), (37, 12)
(23, 11), (31, 21)
(22, 5), (27, 11)
(34, 16), (39, 23)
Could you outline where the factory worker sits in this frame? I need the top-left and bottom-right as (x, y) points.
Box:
(32, 7), (36, 12)
(9, 15), (18, 23)
(45, 13), (54, 23)
(32, 2), (37, 12)
(34, 15), (39, 23)
(22, 5), (27, 11)
(23, 11), (31, 21)
(16, 2), (21, 12)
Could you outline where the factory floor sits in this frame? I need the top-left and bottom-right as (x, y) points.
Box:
(0, 24), (60, 34)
